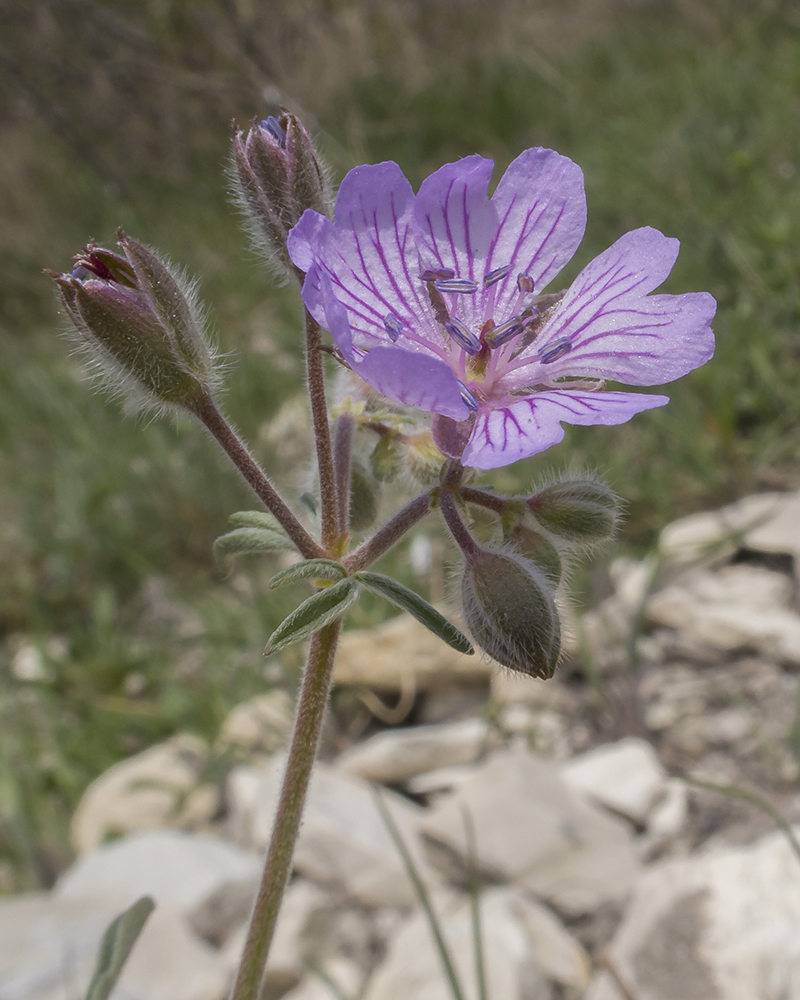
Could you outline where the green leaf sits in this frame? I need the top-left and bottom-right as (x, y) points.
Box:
(213, 527), (292, 568)
(265, 579), (360, 655)
(84, 896), (155, 1000)
(229, 510), (286, 532)
(269, 559), (348, 589)
(354, 572), (474, 655)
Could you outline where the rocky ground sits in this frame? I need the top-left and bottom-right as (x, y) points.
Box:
(5, 490), (800, 1000)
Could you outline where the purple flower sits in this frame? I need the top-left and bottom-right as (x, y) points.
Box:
(287, 149), (716, 470)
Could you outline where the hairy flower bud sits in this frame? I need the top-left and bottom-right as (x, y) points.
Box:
(47, 232), (217, 410)
(461, 548), (561, 679)
(232, 110), (330, 275)
(527, 478), (621, 544)
(506, 522), (562, 586)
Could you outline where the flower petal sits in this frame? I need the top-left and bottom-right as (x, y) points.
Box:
(462, 389), (668, 470)
(301, 264), (355, 361)
(527, 227), (716, 385)
(288, 162), (430, 349)
(355, 346), (470, 420)
(487, 148), (587, 317)
(412, 155), (497, 289)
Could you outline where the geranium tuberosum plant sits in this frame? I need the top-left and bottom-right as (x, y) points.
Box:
(49, 110), (715, 1000)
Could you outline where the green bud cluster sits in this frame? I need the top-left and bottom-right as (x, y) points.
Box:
(48, 232), (217, 411)
(527, 478), (621, 544)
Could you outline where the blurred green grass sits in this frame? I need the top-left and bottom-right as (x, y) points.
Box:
(1, 0), (799, 888)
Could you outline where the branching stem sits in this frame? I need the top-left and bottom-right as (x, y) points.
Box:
(190, 393), (323, 560)
(304, 310), (337, 551)
(333, 411), (355, 537)
(344, 491), (434, 572)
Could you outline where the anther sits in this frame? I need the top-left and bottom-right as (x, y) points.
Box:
(517, 273), (535, 294)
(538, 337), (573, 364)
(483, 265), (511, 288)
(260, 116), (286, 148)
(485, 315), (523, 348)
(435, 278), (478, 294)
(445, 319), (482, 355)
(383, 314), (403, 342)
(71, 264), (92, 282)
(420, 267), (455, 282)
(457, 380), (479, 411)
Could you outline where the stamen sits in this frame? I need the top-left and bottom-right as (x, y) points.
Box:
(538, 337), (573, 364)
(445, 319), (482, 355)
(517, 273), (535, 294)
(260, 116), (286, 148)
(420, 267), (455, 282)
(457, 380), (479, 411)
(483, 265), (511, 288)
(485, 315), (523, 349)
(383, 313), (403, 342)
(434, 278), (478, 294)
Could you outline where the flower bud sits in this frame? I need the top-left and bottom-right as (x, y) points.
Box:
(404, 431), (446, 484)
(48, 233), (217, 410)
(507, 522), (562, 586)
(232, 110), (331, 275)
(527, 478), (621, 545)
(461, 548), (561, 679)
(349, 462), (380, 532)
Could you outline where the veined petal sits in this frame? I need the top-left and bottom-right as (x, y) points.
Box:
(412, 156), (497, 319)
(301, 265), (355, 361)
(487, 148), (587, 317)
(527, 227), (716, 385)
(355, 346), (471, 420)
(462, 389), (668, 470)
(288, 162), (430, 348)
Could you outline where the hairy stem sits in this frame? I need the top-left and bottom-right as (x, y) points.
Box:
(230, 620), (342, 1000)
(344, 491), (434, 573)
(190, 394), (323, 560)
(439, 490), (479, 561)
(460, 486), (509, 514)
(305, 310), (337, 551)
(333, 411), (355, 537)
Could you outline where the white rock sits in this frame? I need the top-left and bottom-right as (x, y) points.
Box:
(216, 690), (294, 757)
(659, 492), (791, 565)
(510, 892), (592, 994)
(405, 764), (478, 797)
(0, 893), (228, 1000)
(11, 644), (49, 682)
(421, 749), (640, 917)
(222, 880), (330, 996)
(361, 887), (548, 1000)
(337, 718), (489, 784)
(561, 738), (667, 826)
(55, 829), (261, 944)
(227, 758), (433, 907)
(602, 827), (800, 999)
(70, 734), (217, 854)
(334, 613), (493, 692)
(280, 958), (364, 1000)
(647, 564), (800, 664)
(644, 778), (689, 846)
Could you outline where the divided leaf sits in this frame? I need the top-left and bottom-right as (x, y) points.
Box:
(269, 559), (348, 589)
(84, 897), (155, 1000)
(355, 572), (474, 655)
(213, 526), (293, 568)
(264, 578), (360, 654)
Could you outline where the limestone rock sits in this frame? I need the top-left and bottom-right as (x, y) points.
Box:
(647, 564), (800, 664)
(599, 827), (800, 999)
(0, 893), (228, 1000)
(334, 613), (493, 692)
(362, 885), (589, 1000)
(421, 749), (640, 917)
(336, 718), (489, 784)
(70, 734), (217, 854)
(405, 764), (479, 798)
(222, 880), (330, 997)
(55, 829), (261, 945)
(659, 492), (791, 565)
(561, 738), (667, 826)
(217, 690), (294, 758)
(281, 958), (364, 1000)
(227, 758), (433, 907)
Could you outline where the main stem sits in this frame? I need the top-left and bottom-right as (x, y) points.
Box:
(191, 394), (323, 560)
(305, 310), (337, 552)
(230, 620), (342, 1000)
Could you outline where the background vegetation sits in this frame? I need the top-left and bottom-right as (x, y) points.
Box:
(1, 0), (798, 889)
